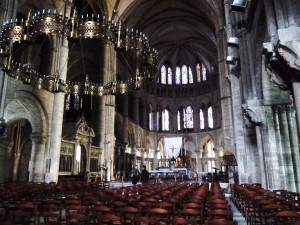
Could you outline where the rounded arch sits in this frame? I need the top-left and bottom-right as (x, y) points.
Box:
(4, 91), (48, 136)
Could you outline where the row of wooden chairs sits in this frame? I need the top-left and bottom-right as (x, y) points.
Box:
(231, 183), (300, 225)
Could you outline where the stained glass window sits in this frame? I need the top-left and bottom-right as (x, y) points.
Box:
(196, 63), (201, 82)
(182, 65), (188, 84)
(162, 109), (169, 131)
(208, 106), (213, 128)
(74, 94), (80, 109)
(184, 106), (194, 129)
(161, 65), (166, 84)
(202, 63), (207, 81)
(177, 111), (181, 130)
(149, 112), (153, 131)
(167, 67), (172, 85)
(65, 94), (70, 110)
(200, 109), (204, 129)
(175, 66), (181, 84)
(188, 67), (193, 83)
(157, 111), (160, 130)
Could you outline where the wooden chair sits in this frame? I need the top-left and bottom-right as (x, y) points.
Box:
(204, 219), (238, 225)
(274, 210), (300, 225)
(171, 217), (197, 225)
(208, 209), (233, 221)
(147, 207), (170, 224)
(178, 208), (203, 224)
(117, 206), (140, 224)
(36, 211), (61, 225)
(97, 214), (124, 225)
(92, 205), (112, 223)
(66, 213), (90, 225)
(130, 216), (159, 225)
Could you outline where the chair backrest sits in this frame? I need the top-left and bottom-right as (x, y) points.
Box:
(97, 214), (124, 225)
(172, 217), (197, 225)
(130, 216), (159, 225)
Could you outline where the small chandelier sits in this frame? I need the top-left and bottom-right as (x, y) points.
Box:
(0, 8), (159, 96)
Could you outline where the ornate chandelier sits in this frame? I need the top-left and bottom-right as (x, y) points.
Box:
(0, 8), (158, 95)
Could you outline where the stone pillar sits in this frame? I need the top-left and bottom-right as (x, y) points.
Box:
(272, 105), (288, 189)
(12, 154), (21, 182)
(255, 126), (267, 188)
(29, 133), (46, 182)
(86, 139), (92, 173)
(101, 43), (116, 181)
(122, 94), (128, 144)
(45, 34), (69, 183)
(292, 82), (300, 135)
(278, 105), (296, 191)
(141, 149), (145, 167)
(287, 105), (300, 192)
(134, 96), (139, 145)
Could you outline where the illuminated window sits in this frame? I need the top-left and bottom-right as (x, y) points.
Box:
(74, 94), (80, 109)
(196, 63), (201, 82)
(162, 109), (170, 131)
(182, 65), (188, 84)
(202, 63), (207, 81)
(167, 67), (172, 85)
(65, 94), (70, 110)
(188, 67), (193, 83)
(208, 106), (213, 128)
(161, 65), (167, 84)
(157, 111), (160, 130)
(175, 66), (181, 84)
(200, 109), (204, 129)
(177, 110), (181, 130)
(149, 112), (153, 130)
(184, 106), (194, 129)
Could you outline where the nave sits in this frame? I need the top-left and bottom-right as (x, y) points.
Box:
(1, 180), (299, 225)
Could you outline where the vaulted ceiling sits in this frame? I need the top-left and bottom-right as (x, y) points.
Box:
(119, 0), (225, 70)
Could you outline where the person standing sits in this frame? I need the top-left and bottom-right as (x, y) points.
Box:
(130, 165), (140, 185)
(141, 165), (149, 184)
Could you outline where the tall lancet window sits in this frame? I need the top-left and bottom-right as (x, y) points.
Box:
(149, 112), (153, 131)
(208, 106), (213, 128)
(167, 67), (172, 85)
(74, 94), (80, 109)
(177, 110), (181, 130)
(188, 66), (193, 83)
(157, 111), (160, 130)
(182, 65), (188, 84)
(161, 65), (167, 84)
(162, 109), (170, 131)
(175, 66), (181, 84)
(184, 106), (194, 129)
(196, 63), (201, 82)
(65, 94), (71, 110)
(202, 63), (207, 81)
(200, 109), (204, 129)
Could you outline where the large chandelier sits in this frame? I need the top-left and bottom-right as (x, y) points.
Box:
(0, 8), (158, 95)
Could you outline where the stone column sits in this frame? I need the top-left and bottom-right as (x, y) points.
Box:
(86, 139), (92, 173)
(134, 96), (139, 145)
(29, 133), (46, 182)
(292, 82), (300, 135)
(272, 105), (288, 189)
(255, 126), (267, 188)
(278, 105), (296, 191)
(101, 43), (116, 181)
(45, 34), (69, 183)
(141, 149), (145, 167)
(287, 105), (300, 192)
(122, 94), (128, 144)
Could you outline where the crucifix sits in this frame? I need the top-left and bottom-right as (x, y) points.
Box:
(170, 145), (176, 165)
